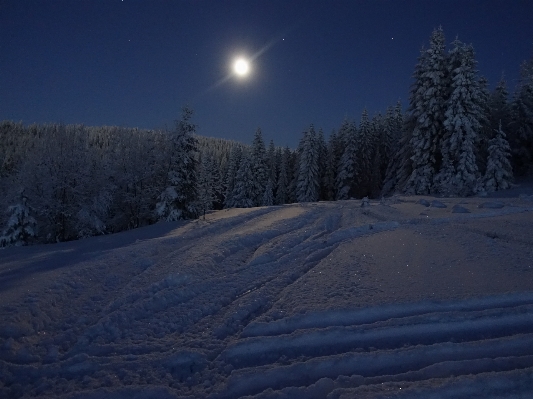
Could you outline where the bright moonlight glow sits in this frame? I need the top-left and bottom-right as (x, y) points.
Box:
(233, 58), (250, 76)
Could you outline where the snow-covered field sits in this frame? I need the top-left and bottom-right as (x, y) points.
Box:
(1, 192), (533, 398)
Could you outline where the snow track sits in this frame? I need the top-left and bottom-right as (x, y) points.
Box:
(1, 199), (532, 398)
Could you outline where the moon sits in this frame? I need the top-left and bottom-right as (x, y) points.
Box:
(233, 58), (250, 77)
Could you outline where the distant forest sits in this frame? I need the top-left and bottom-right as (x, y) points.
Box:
(1, 28), (532, 246)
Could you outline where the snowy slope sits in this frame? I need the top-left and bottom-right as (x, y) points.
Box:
(1, 195), (533, 398)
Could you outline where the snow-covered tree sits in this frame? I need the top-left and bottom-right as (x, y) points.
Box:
(296, 125), (320, 202)
(316, 128), (328, 201)
(405, 28), (449, 194)
(250, 128), (268, 206)
(324, 130), (340, 201)
(156, 107), (199, 221)
(262, 179), (274, 206)
(436, 40), (483, 196)
(224, 145), (243, 208)
(275, 147), (291, 205)
(336, 120), (358, 200)
(266, 139), (277, 189)
(231, 152), (255, 208)
(483, 121), (513, 192)
(0, 190), (37, 247)
(369, 113), (385, 197)
(196, 154), (217, 219)
(110, 127), (164, 230)
(356, 109), (375, 197)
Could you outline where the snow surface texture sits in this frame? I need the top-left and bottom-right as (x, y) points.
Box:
(1, 195), (533, 398)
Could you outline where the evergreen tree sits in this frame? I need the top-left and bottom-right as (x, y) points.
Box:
(336, 120), (358, 199)
(262, 179), (274, 206)
(382, 127), (412, 196)
(382, 106), (396, 174)
(296, 125), (320, 202)
(436, 41), (483, 196)
(405, 28), (449, 194)
(224, 145), (243, 208)
(380, 103), (404, 192)
(276, 147), (291, 205)
(490, 78), (512, 134)
(251, 128), (268, 206)
(156, 107), (199, 220)
(231, 152), (255, 208)
(324, 130), (339, 201)
(483, 121), (513, 192)
(196, 154), (216, 219)
(288, 145), (299, 204)
(356, 109), (375, 197)
(370, 113), (385, 197)
(476, 76), (494, 175)
(266, 139), (277, 188)
(0, 190), (37, 247)
(316, 128), (328, 201)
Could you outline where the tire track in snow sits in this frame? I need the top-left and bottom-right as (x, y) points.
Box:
(212, 294), (533, 398)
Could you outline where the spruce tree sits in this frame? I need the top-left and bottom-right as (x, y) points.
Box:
(262, 179), (274, 206)
(156, 107), (199, 220)
(483, 121), (513, 192)
(316, 128), (328, 201)
(231, 152), (255, 208)
(196, 155), (216, 219)
(296, 125), (320, 202)
(370, 113), (385, 197)
(276, 147), (291, 205)
(356, 109), (374, 197)
(324, 130), (339, 201)
(437, 41), (483, 196)
(336, 120), (358, 199)
(405, 28), (449, 194)
(224, 145), (243, 208)
(266, 139), (277, 188)
(251, 128), (268, 206)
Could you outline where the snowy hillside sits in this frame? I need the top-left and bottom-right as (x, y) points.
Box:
(1, 194), (533, 398)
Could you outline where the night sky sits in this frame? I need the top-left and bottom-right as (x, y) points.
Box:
(1, 1), (532, 148)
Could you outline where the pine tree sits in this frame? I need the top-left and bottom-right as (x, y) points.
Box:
(156, 107), (199, 220)
(276, 147), (291, 205)
(231, 152), (255, 208)
(0, 190), (37, 247)
(405, 28), (449, 194)
(437, 41), (483, 196)
(336, 120), (358, 200)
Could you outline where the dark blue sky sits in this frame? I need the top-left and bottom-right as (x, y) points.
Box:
(1, 1), (532, 148)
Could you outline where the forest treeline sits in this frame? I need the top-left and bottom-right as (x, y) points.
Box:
(1, 28), (532, 246)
